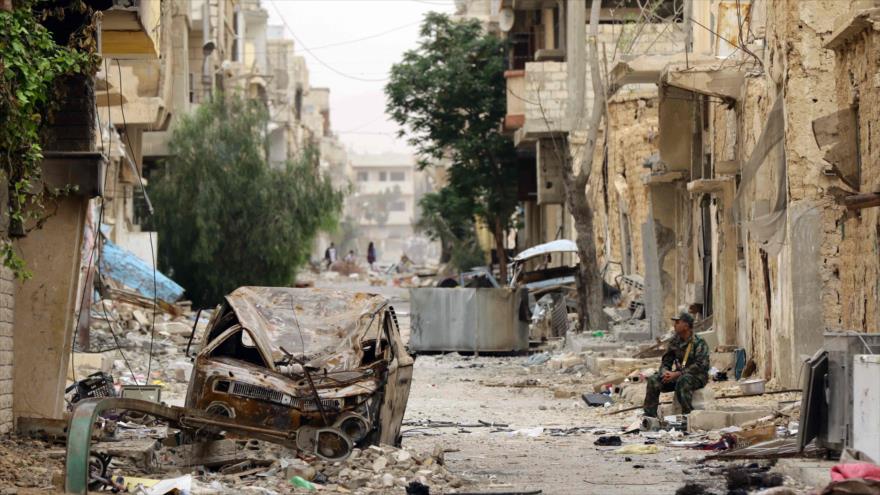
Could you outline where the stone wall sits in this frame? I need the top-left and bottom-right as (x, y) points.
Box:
(0, 266), (13, 434)
(523, 60), (568, 136)
(589, 94), (659, 283)
(831, 14), (880, 334)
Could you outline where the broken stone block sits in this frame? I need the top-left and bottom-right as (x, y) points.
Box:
(132, 309), (150, 327)
(154, 321), (192, 336)
(687, 406), (775, 432)
(666, 387), (715, 414)
(686, 409), (729, 431)
(372, 456), (387, 472)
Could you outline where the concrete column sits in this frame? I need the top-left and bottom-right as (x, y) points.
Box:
(565, 0), (585, 130)
(13, 196), (88, 420)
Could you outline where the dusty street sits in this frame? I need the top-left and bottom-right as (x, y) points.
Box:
(314, 279), (808, 495)
(403, 353), (707, 495)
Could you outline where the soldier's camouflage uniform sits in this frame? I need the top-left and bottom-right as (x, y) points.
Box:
(643, 333), (710, 417)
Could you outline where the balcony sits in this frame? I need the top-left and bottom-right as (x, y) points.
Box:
(98, 1), (169, 129)
(514, 60), (569, 146)
(504, 70), (525, 132)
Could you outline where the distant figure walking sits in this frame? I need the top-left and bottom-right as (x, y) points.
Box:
(324, 242), (337, 269)
(367, 242), (377, 270)
(344, 250), (355, 263)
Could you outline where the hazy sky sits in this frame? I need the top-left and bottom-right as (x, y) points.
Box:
(266, 0), (457, 155)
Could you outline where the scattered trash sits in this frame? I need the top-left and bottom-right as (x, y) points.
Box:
(830, 462), (880, 482)
(525, 352), (552, 366)
(582, 392), (613, 407)
(289, 475), (316, 491)
(508, 427), (544, 438)
(593, 435), (622, 446)
(615, 444), (660, 455)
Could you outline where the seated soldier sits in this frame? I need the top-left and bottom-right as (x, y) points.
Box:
(643, 312), (710, 417)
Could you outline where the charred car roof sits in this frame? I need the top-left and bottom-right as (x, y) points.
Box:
(222, 287), (390, 370)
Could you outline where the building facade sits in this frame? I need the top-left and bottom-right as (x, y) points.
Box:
(456, 0), (880, 388)
(347, 153), (419, 264)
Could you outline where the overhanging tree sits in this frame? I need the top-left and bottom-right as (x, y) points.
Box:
(386, 13), (518, 280)
(149, 94), (343, 307)
(561, 0), (608, 331)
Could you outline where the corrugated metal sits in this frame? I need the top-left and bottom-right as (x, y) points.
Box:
(409, 288), (529, 353)
(100, 239), (184, 304)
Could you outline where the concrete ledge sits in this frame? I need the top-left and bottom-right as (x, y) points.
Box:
(688, 406), (774, 431)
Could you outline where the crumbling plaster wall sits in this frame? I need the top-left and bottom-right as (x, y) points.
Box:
(732, 0), (846, 386)
(832, 22), (880, 334)
(590, 95), (658, 284)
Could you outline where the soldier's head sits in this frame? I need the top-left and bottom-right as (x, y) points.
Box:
(671, 312), (694, 339)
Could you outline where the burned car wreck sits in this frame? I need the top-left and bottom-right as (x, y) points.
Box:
(186, 287), (414, 461)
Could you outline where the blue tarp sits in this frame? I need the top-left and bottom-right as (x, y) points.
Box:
(100, 239), (184, 303)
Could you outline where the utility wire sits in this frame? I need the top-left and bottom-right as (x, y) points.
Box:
(307, 20), (421, 51)
(114, 59), (160, 384)
(269, 0), (389, 83)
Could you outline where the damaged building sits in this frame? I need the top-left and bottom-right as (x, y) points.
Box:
(454, 0), (880, 389)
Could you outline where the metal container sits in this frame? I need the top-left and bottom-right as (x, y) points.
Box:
(853, 354), (880, 463)
(409, 288), (529, 353)
(821, 332), (880, 452)
(739, 378), (766, 396)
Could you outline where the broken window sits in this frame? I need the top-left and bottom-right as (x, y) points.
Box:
(207, 326), (269, 368)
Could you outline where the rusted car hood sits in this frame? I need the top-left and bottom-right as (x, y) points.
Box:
(225, 287), (389, 371)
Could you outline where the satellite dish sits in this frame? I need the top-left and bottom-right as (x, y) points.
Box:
(499, 8), (515, 32)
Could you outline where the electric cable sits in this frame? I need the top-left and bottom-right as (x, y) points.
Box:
(114, 58), (159, 384)
(268, 0), (389, 83)
(307, 20), (421, 51)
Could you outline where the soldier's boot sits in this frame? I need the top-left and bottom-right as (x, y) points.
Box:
(643, 373), (663, 417)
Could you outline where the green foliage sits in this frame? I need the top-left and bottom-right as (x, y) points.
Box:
(386, 13), (518, 255)
(415, 185), (480, 266)
(0, 1), (100, 278)
(149, 94), (344, 307)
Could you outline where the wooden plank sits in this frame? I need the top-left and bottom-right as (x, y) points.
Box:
(844, 192), (880, 210)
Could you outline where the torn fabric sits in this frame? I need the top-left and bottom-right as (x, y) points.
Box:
(733, 94), (787, 256)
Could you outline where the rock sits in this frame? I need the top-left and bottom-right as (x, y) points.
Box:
(132, 309), (150, 327)
(371, 456), (387, 472)
(394, 450), (411, 463)
(154, 321), (192, 336)
(380, 473), (394, 487)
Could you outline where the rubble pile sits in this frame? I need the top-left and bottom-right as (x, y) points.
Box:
(76, 297), (201, 403)
(106, 437), (467, 494)
(0, 437), (64, 492)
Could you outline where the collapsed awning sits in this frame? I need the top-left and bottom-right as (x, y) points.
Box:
(513, 239), (579, 262)
(100, 239), (184, 304)
(661, 61), (746, 101)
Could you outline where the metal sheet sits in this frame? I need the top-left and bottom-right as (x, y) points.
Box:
(100, 239), (184, 303)
(513, 239), (579, 262)
(798, 349), (827, 452)
(409, 288), (529, 353)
